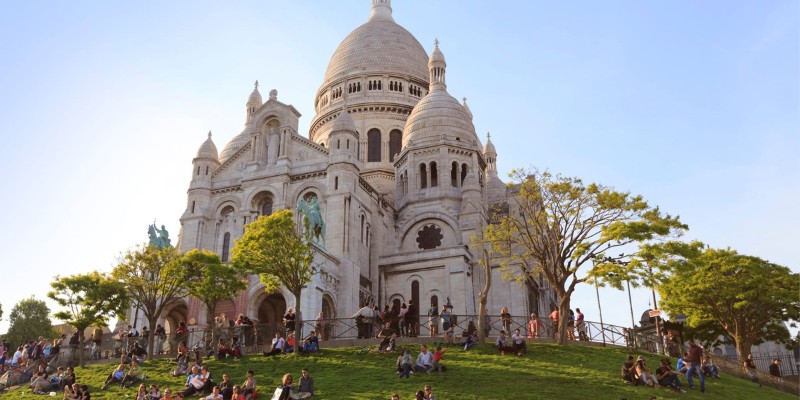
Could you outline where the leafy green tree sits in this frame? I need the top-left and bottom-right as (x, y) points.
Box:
(659, 247), (800, 371)
(112, 244), (189, 357)
(484, 169), (686, 344)
(232, 209), (316, 354)
(47, 272), (129, 366)
(180, 249), (247, 326)
(5, 297), (52, 348)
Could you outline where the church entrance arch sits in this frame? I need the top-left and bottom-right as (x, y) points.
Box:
(163, 301), (188, 335)
(258, 293), (287, 325)
(321, 294), (335, 339)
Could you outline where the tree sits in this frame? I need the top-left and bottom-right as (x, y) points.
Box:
(484, 169), (686, 344)
(5, 297), (52, 348)
(658, 247), (800, 372)
(47, 272), (129, 366)
(232, 209), (316, 354)
(112, 244), (188, 357)
(180, 249), (247, 326)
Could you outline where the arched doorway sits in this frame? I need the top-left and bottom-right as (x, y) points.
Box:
(163, 302), (188, 335)
(258, 293), (287, 325)
(321, 294), (335, 340)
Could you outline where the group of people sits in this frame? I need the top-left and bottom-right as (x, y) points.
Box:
(621, 339), (709, 393)
(353, 301), (420, 339)
(395, 345), (447, 378)
(390, 384), (436, 400)
(261, 330), (320, 356)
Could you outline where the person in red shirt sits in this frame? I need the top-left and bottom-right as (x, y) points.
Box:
(432, 346), (447, 372)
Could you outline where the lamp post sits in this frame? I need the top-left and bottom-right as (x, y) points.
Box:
(594, 280), (606, 347)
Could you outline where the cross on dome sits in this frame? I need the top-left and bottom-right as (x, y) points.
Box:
(254, 80), (259, 89)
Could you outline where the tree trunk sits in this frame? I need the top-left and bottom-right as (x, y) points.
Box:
(294, 291), (302, 354)
(147, 317), (157, 359)
(735, 337), (754, 374)
(207, 303), (217, 347)
(78, 329), (85, 367)
(557, 298), (571, 345)
(477, 250), (491, 345)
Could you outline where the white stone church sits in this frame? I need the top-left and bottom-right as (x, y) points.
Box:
(143, 0), (558, 333)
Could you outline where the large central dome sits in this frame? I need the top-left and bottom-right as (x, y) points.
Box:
(322, 3), (428, 86)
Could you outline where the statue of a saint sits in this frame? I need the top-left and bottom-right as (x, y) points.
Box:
(296, 197), (325, 248)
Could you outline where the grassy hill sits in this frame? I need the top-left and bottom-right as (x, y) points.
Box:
(10, 343), (797, 399)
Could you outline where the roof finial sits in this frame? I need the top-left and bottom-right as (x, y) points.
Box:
(254, 80), (259, 89)
(208, 130), (212, 139)
(487, 131), (491, 140)
(434, 38), (439, 48)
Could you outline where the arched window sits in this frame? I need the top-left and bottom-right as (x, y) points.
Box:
(431, 295), (439, 314)
(334, 176), (339, 190)
(389, 130), (402, 162)
(196, 166), (200, 176)
(430, 162), (438, 187)
(205, 166), (209, 175)
(360, 214), (365, 243)
(451, 162), (458, 187)
(191, 201), (196, 214)
(260, 198), (273, 217)
(366, 224), (370, 247)
(419, 163), (427, 188)
(221, 232), (231, 262)
(411, 281), (420, 319)
(367, 129), (382, 162)
(461, 163), (468, 185)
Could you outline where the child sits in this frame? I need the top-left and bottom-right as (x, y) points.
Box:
(398, 349), (413, 378)
(463, 331), (475, 350)
(433, 346), (447, 372)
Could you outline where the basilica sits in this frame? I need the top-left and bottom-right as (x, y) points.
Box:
(147, 0), (558, 332)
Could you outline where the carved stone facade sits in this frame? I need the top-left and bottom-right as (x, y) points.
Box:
(127, 0), (557, 333)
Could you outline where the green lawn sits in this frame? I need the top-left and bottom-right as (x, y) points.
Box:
(10, 343), (797, 399)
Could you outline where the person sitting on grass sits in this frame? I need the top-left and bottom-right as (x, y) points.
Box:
(173, 354), (190, 377)
(182, 366), (206, 397)
(263, 332), (285, 356)
(135, 383), (148, 400)
(273, 373), (296, 400)
(122, 359), (146, 389)
(242, 370), (257, 399)
(463, 331), (475, 351)
(231, 386), (246, 400)
(511, 328), (527, 356)
(675, 352), (689, 374)
(495, 330), (514, 355)
(216, 373), (234, 399)
(230, 336), (242, 358)
(161, 388), (177, 400)
(128, 342), (148, 363)
(64, 382), (81, 399)
(284, 331), (296, 354)
(79, 384), (91, 400)
(656, 359), (685, 393)
(398, 349), (413, 378)
(423, 384), (435, 400)
(302, 331), (320, 354)
(29, 363), (49, 394)
(377, 323), (397, 353)
(621, 355), (636, 384)
(702, 355), (720, 378)
(176, 341), (189, 362)
(414, 390), (425, 400)
(633, 356), (660, 387)
(101, 363), (127, 390)
(203, 386), (224, 400)
(292, 368), (314, 399)
(415, 345), (435, 373)
(61, 366), (77, 390)
(148, 384), (162, 400)
(217, 339), (233, 360)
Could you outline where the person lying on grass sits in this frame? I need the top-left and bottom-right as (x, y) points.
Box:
(101, 364), (127, 390)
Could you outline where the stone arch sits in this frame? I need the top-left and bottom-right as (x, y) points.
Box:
(212, 195), (242, 217)
(256, 114), (282, 129)
(290, 182), (328, 206)
(247, 284), (293, 323)
(161, 299), (189, 335)
(250, 190), (277, 217)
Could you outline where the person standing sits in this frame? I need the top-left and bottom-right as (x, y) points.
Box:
(769, 358), (783, 386)
(685, 339), (706, 393)
(407, 300), (418, 337)
(575, 308), (587, 341)
(548, 308), (559, 339)
(427, 304), (439, 338)
(500, 307), (512, 334)
(351, 304), (373, 339)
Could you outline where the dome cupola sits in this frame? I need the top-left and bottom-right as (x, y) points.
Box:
(196, 131), (218, 160)
(402, 41), (479, 148)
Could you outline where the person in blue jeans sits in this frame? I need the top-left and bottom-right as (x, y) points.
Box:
(686, 339), (706, 393)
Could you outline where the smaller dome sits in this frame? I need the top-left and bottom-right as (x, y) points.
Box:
(196, 131), (218, 160)
(430, 39), (446, 64)
(330, 109), (357, 133)
(219, 131), (249, 163)
(483, 132), (496, 155)
(248, 81), (262, 106)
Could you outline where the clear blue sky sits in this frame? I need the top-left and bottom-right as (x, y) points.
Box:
(0, 1), (797, 334)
